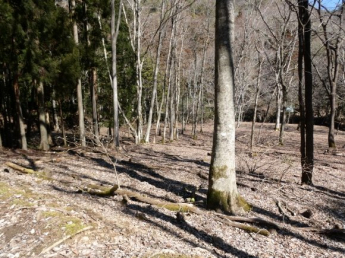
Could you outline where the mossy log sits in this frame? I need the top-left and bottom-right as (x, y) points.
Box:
(117, 188), (203, 213)
(82, 184), (202, 213)
(5, 162), (50, 179)
(5, 162), (37, 174)
(81, 184), (119, 197)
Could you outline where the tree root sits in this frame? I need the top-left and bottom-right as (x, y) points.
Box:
(217, 214), (281, 231)
(7, 162), (341, 239)
(81, 184), (119, 197)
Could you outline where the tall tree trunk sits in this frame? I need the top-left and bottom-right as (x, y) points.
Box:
(328, 87), (336, 148)
(275, 85), (282, 131)
(52, 87), (60, 132)
(299, 0), (313, 185)
(145, 0), (166, 143)
(59, 100), (67, 146)
(199, 19), (210, 133)
(279, 85), (288, 145)
(250, 55), (262, 151)
(37, 82), (49, 150)
(71, 0), (86, 147)
(91, 68), (99, 142)
(13, 74), (27, 150)
(208, 0), (249, 214)
(111, 0), (122, 147)
(134, 0), (143, 144)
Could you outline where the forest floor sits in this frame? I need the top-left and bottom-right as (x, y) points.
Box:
(0, 122), (345, 258)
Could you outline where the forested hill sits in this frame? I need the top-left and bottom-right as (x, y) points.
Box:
(1, 0), (344, 150)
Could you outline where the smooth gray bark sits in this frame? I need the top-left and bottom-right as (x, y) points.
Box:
(111, 0), (122, 147)
(207, 0), (248, 214)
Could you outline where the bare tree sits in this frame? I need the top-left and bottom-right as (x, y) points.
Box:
(250, 48), (263, 151)
(144, 0), (167, 143)
(313, 0), (344, 148)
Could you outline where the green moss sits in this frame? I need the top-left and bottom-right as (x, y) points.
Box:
(0, 182), (11, 199)
(207, 189), (230, 212)
(157, 203), (193, 212)
(207, 190), (251, 214)
(210, 165), (228, 181)
(237, 195), (252, 212)
(64, 218), (85, 235)
(11, 199), (34, 207)
(42, 210), (62, 218)
(0, 182), (34, 202)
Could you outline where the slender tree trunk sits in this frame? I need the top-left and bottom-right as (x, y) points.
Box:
(52, 87), (59, 132)
(59, 100), (67, 146)
(192, 51), (198, 137)
(111, 0), (122, 147)
(91, 68), (100, 141)
(275, 86), (282, 131)
(134, 0), (143, 144)
(279, 85), (288, 145)
(250, 56), (262, 151)
(37, 82), (49, 150)
(71, 0), (86, 147)
(199, 21), (210, 133)
(145, 1), (166, 143)
(208, 0), (249, 214)
(299, 0), (313, 185)
(13, 74), (27, 150)
(328, 88), (336, 148)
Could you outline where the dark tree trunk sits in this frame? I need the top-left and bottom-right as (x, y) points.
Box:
(298, 0), (313, 185)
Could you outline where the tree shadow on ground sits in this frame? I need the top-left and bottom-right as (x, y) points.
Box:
(253, 205), (345, 251)
(123, 203), (258, 258)
(131, 148), (210, 168)
(89, 156), (205, 203)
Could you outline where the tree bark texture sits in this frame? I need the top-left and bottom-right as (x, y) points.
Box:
(13, 74), (27, 150)
(37, 82), (49, 151)
(71, 0), (86, 147)
(111, 0), (122, 147)
(144, 1), (166, 143)
(207, 0), (250, 214)
(298, 0), (313, 185)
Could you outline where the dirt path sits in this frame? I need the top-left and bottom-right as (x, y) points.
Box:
(0, 122), (344, 257)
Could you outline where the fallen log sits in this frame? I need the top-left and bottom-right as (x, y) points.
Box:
(5, 162), (37, 175)
(81, 184), (119, 197)
(5, 162), (51, 179)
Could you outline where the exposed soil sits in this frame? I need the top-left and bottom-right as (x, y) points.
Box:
(0, 122), (344, 258)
